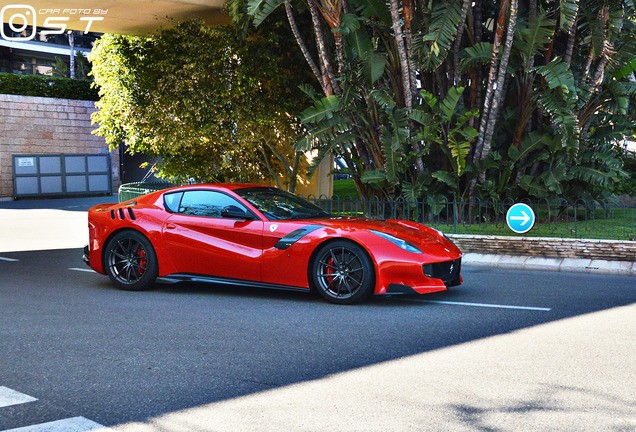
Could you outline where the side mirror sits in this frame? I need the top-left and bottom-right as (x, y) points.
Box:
(221, 205), (251, 220)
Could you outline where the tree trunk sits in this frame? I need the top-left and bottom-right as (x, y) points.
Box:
(529, 0), (536, 20)
(259, 145), (282, 189)
(563, 9), (579, 66)
(307, 0), (339, 96)
(334, 33), (344, 73)
(289, 151), (301, 193)
(478, 0), (518, 174)
(284, 1), (324, 89)
(472, 0), (510, 164)
(453, 0), (471, 85)
(468, 0), (482, 129)
(389, 0), (424, 174)
(68, 32), (75, 79)
(389, 0), (412, 109)
(403, 0), (417, 98)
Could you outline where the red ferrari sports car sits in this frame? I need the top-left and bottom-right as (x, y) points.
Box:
(84, 184), (462, 304)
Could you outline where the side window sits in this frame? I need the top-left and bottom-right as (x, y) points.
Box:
(164, 192), (183, 213)
(178, 190), (248, 218)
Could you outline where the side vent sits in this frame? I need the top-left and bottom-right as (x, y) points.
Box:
(110, 210), (116, 220)
(118, 208), (125, 220)
(127, 208), (136, 220)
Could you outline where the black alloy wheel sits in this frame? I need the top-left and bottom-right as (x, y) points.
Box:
(311, 240), (374, 304)
(104, 230), (158, 291)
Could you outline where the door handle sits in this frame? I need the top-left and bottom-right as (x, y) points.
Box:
(166, 223), (176, 230)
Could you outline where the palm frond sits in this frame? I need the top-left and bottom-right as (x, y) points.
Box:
(361, 168), (387, 184)
(431, 170), (459, 189)
(382, 139), (402, 184)
(247, 0), (285, 26)
(508, 131), (548, 163)
(459, 42), (493, 73)
(559, 0), (579, 32)
(300, 95), (340, 124)
(361, 51), (387, 84)
(534, 57), (576, 95)
(537, 89), (580, 154)
(515, 11), (555, 67)
(439, 86), (465, 121)
(352, 0), (391, 26)
(418, 0), (463, 71)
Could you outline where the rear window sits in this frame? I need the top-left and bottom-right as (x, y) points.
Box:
(163, 192), (183, 213)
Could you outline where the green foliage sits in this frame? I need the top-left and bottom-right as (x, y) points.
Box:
(411, 87), (478, 192)
(90, 18), (312, 188)
(231, 0), (636, 203)
(0, 73), (97, 100)
(418, 0), (464, 71)
(49, 56), (69, 78)
(534, 58), (576, 94)
(515, 11), (555, 67)
(459, 42), (493, 73)
(559, 0), (579, 32)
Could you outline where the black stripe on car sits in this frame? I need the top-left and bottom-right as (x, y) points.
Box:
(274, 225), (324, 250)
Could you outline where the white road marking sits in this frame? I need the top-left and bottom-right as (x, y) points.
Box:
(68, 268), (95, 273)
(0, 387), (37, 408)
(0, 257), (19, 262)
(401, 299), (551, 311)
(2, 417), (115, 432)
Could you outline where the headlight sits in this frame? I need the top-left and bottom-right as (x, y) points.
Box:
(369, 230), (423, 254)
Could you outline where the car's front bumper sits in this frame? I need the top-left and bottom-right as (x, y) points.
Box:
(380, 257), (463, 295)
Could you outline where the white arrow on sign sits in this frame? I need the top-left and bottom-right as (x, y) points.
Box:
(510, 211), (530, 226)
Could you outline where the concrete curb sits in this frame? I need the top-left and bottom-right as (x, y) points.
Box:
(463, 253), (636, 276)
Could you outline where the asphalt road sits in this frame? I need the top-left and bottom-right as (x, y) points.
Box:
(0, 246), (634, 431)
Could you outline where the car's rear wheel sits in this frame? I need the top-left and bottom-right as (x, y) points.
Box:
(104, 230), (158, 291)
(311, 241), (375, 304)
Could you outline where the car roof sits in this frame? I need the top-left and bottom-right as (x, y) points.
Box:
(166, 183), (272, 193)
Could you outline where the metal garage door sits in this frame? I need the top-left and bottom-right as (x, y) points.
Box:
(13, 154), (112, 199)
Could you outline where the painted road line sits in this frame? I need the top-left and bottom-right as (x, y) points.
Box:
(2, 417), (115, 432)
(0, 257), (19, 262)
(68, 268), (95, 273)
(400, 299), (551, 311)
(0, 387), (37, 408)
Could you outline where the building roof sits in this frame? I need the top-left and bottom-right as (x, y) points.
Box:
(2, 0), (229, 35)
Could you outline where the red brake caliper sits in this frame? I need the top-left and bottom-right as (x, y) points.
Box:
(137, 247), (147, 275)
(325, 257), (334, 285)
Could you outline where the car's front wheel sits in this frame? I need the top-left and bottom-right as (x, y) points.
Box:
(104, 230), (158, 291)
(311, 241), (375, 304)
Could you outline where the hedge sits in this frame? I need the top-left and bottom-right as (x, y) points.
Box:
(0, 73), (98, 101)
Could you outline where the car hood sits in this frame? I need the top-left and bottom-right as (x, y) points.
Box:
(304, 217), (461, 255)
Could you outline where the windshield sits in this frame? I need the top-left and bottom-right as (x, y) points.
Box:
(235, 187), (331, 221)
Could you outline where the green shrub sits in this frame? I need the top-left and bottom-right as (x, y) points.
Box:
(0, 73), (98, 101)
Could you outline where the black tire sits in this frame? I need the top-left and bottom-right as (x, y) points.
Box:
(103, 230), (158, 291)
(311, 240), (375, 304)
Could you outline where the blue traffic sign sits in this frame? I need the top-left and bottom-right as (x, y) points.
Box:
(506, 203), (536, 234)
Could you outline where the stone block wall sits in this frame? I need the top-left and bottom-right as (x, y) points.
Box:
(0, 93), (119, 199)
(447, 234), (636, 262)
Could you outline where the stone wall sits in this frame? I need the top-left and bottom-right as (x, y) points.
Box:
(0, 93), (119, 199)
(447, 234), (636, 262)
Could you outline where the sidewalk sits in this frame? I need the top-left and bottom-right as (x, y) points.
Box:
(0, 195), (117, 253)
(463, 253), (636, 276)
